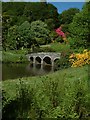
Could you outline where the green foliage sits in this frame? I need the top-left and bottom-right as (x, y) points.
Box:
(30, 20), (51, 45)
(55, 36), (63, 43)
(58, 8), (80, 25)
(55, 51), (72, 70)
(6, 25), (19, 50)
(23, 2), (48, 22)
(46, 3), (59, 28)
(49, 31), (58, 41)
(58, 8), (80, 35)
(61, 24), (70, 33)
(2, 2), (59, 27)
(2, 79), (35, 119)
(2, 12), (13, 50)
(18, 21), (31, 48)
(5, 19), (51, 50)
(45, 18), (55, 30)
(2, 2), (59, 50)
(7, 21), (31, 49)
(69, 2), (90, 48)
(6, 21), (31, 50)
(68, 37), (86, 51)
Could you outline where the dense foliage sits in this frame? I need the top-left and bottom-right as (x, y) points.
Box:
(2, 2), (89, 50)
(30, 20), (50, 45)
(68, 2), (90, 49)
(58, 8), (80, 25)
(58, 8), (80, 33)
(2, 2), (59, 50)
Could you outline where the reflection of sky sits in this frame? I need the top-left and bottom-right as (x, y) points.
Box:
(2, 0), (85, 13)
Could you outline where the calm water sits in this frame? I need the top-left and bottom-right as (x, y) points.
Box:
(2, 63), (55, 80)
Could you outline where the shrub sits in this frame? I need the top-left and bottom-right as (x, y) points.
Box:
(55, 51), (72, 70)
(2, 79), (35, 119)
(55, 36), (64, 43)
(69, 49), (90, 67)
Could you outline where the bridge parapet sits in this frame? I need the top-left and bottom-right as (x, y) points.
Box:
(27, 52), (61, 57)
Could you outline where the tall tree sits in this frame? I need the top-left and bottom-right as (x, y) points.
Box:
(30, 20), (50, 45)
(6, 21), (31, 50)
(69, 2), (90, 48)
(58, 8), (80, 25)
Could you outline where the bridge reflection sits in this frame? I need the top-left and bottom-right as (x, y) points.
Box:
(26, 63), (54, 76)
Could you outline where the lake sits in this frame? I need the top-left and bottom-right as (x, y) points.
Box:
(2, 63), (55, 80)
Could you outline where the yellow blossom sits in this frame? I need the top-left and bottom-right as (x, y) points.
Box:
(69, 49), (90, 67)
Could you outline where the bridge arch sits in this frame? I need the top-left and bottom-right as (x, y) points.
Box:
(36, 56), (41, 64)
(43, 56), (52, 65)
(54, 57), (60, 62)
(30, 56), (33, 62)
(27, 52), (61, 66)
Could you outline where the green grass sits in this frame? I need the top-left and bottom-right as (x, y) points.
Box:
(2, 49), (28, 63)
(2, 65), (90, 119)
(49, 42), (70, 52)
(39, 42), (71, 53)
(2, 65), (88, 98)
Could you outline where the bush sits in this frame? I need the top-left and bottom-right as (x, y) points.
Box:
(2, 79), (35, 119)
(55, 36), (64, 43)
(68, 37), (85, 53)
(69, 49), (90, 67)
(55, 51), (72, 70)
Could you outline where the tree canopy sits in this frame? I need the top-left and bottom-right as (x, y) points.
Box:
(30, 20), (50, 45)
(2, 2), (88, 50)
(58, 8), (80, 25)
(69, 2), (90, 48)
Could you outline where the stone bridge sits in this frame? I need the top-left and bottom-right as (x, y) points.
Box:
(26, 52), (61, 66)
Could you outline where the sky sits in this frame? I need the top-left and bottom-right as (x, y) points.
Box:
(50, 2), (85, 13)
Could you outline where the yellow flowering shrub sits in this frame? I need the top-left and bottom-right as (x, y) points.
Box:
(69, 49), (90, 67)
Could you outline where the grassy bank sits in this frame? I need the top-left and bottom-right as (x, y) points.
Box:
(40, 43), (71, 53)
(2, 65), (90, 119)
(50, 42), (71, 52)
(2, 49), (28, 63)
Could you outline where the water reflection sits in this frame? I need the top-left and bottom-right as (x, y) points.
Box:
(2, 63), (54, 80)
(26, 63), (53, 76)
